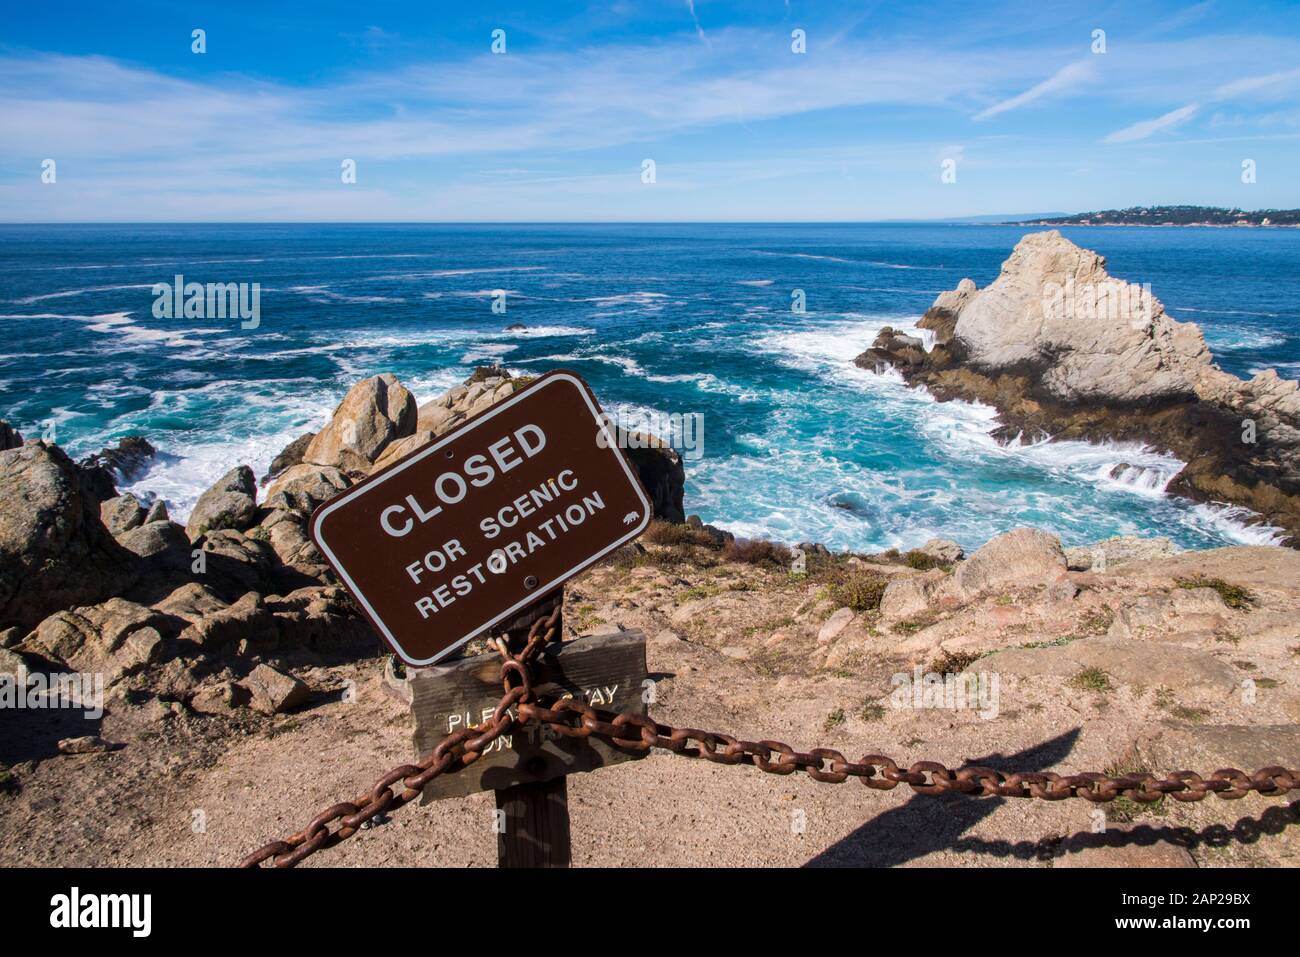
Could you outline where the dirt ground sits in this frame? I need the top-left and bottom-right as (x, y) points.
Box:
(3, 543), (1299, 868)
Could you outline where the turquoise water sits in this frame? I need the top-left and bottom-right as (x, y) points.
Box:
(1, 223), (1297, 552)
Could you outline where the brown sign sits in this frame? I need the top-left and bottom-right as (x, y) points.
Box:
(311, 370), (652, 665)
(385, 629), (650, 800)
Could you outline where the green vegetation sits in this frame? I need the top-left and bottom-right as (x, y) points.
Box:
(1103, 755), (1168, 822)
(1016, 205), (1300, 227)
(859, 702), (886, 722)
(823, 708), (846, 731)
(826, 572), (888, 612)
(1068, 666), (1112, 694)
(1174, 575), (1254, 610)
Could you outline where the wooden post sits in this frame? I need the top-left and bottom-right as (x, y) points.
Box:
(495, 775), (571, 868)
(496, 594), (570, 868)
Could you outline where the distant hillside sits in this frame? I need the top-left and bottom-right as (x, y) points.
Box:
(1013, 205), (1300, 227)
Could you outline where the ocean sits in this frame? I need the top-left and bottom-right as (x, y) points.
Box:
(2, 222), (1297, 553)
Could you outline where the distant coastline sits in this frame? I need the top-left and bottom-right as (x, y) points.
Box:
(1011, 205), (1300, 228)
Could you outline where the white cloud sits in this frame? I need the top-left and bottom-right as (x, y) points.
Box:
(1103, 103), (1199, 143)
(972, 60), (1093, 121)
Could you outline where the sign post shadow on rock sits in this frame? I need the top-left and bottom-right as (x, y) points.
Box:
(312, 370), (654, 867)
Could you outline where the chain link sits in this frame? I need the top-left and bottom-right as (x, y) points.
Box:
(241, 622), (1300, 867)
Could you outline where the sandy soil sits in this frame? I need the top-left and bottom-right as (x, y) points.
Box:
(3, 545), (1299, 868)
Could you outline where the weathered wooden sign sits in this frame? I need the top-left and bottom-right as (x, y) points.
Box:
(311, 371), (652, 665)
(385, 628), (650, 801)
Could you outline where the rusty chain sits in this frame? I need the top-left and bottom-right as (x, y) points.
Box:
(238, 604), (561, 869)
(241, 616), (1300, 867)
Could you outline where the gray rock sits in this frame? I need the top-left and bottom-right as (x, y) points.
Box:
(304, 373), (417, 471)
(920, 537), (963, 562)
(817, 607), (855, 645)
(262, 432), (316, 483)
(117, 520), (190, 558)
(1065, 535), (1178, 571)
(0, 442), (137, 631)
(57, 735), (116, 755)
(952, 231), (1212, 404)
(262, 463), (350, 514)
(0, 420), (24, 451)
(240, 663), (309, 714)
(186, 465), (258, 540)
(100, 493), (147, 535)
(951, 527), (1066, 600)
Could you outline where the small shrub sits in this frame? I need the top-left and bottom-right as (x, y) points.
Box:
(1068, 666), (1112, 694)
(928, 649), (984, 673)
(902, 550), (945, 570)
(823, 708), (846, 731)
(894, 610), (939, 634)
(826, 572), (888, 611)
(642, 520), (720, 548)
(722, 538), (793, 568)
(1174, 575), (1254, 610)
(859, 702), (886, 722)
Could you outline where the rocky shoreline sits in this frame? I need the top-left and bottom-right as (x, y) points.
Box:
(857, 231), (1300, 546)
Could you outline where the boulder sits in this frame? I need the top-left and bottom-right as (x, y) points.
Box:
(175, 591), (278, 653)
(57, 736), (117, 755)
(100, 493), (147, 535)
(304, 373), (416, 471)
(79, 435), (156, 499)
(262, 432), (316, 484)
(371, 430), (434, 472)
(186, 465), (258, 540)
(151, 583), (230, 632)
(117, 520), (190, 558)
(190, 680), (251, 714)
(880, 569), (945, 622)
(25, 597), (168, 679)
(0, 420), (23, 451)
(263, 463), (350, 514)
(920, 537), (963, 562)
(1065, 535), (1177, 571)
(0, 442), (137, 631)
(240, 663), (309, 714)
(950, 528), (1066, 600)
(816, 608), (855, 645)
(265, 585), (372, 651)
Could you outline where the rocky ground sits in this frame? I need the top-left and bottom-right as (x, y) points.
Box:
(2, 359), (1299, 868)
(2, 517), (1299, 867)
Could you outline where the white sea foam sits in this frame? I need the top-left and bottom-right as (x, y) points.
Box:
(12, 284), (155, 304)
(1204, 329), (1287, 351)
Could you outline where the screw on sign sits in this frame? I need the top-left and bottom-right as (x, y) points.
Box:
(311, 369), (652, 666)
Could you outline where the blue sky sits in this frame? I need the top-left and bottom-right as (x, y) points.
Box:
(2, 0), (1299, 221)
